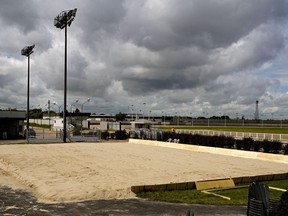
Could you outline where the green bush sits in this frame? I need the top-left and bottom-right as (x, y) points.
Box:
(252, 141), (262, 152)
(235, 139), (243, 150)
(115, 130), (128, 140)
(262, 139), (272, 153)
(283, 144), (288, 155)
(224, 136), (235, 148)
(101, 131), (109, 140)
(242, 137), (254, 151)
(110, 133), (115, 139)
(72, 125), (82, 135)
(270, 141), (283, 154)
(158, 132), (285, 155)
(212, 135), (224, 148)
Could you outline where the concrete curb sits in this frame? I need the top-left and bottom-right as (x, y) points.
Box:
(128, 139), (288, 164)
(129, 139), (288, 194)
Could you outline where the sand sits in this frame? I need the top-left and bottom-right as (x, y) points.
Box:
(0, 141), (287, 203)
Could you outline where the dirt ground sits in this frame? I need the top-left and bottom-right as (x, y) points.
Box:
(0, 141), (287, 204)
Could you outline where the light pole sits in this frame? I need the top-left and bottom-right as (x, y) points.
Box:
(81, 98), (90, 135)
(81, 98), (90, 113)
(21, 44), (35, 143)
(162, 111), (166, 126)
(54, 8), (77, 143)
(143, 103), (146, 119)
(128, 105), (134, 121)
(70, 99), (79, 113)
(70, 99), (79, 126)
(131, 105), (134, 121)
(190, 113), (193, 126)
(53, 102), (61, 114)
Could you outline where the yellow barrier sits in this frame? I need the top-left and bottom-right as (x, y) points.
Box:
(195, 178), (235, 190)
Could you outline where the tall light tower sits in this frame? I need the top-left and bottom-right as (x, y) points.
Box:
(54, 8), (77, 142)
(255, 100), (259, 120)
(21, 44), (35, 143)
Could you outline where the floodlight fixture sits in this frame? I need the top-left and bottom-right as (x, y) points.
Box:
(21, 44), (35, 143)
(54, 8), (77, 142)
(21, 44), (35, 57)
(54, 8), (77, 29)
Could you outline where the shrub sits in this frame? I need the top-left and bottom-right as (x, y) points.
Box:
(262, 139), (272, 153)
(115, 130), (128, 140)
(110, 133), (115, 139)
(213, 135), (226, 148)
(283, 144), (288, 155)
(235, 139), (243, 150)
(189, 134), (202, 145)
(252, 141), (262, 152)
(160, 132), (284, 155)
(224, 136), (235, 149)
(72, 125), (81, 135)
(101, 131), (109, 140)
(270, 141), (283, 154)
(242, 137), (254, 151)
(204, 136), (215, 147)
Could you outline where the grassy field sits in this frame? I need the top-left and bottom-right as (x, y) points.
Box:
(153, 125), (288, 134)
(137, 179), (288, 206)
(140, 125), (288, 205)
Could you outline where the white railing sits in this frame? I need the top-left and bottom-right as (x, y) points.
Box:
(176, 129), (288, 143)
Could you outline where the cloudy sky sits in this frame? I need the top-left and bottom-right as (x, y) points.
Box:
(0, 0), (288, 119)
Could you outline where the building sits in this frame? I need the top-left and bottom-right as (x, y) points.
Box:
(52, 118), (75, 131)
(0, 110), (26, 139)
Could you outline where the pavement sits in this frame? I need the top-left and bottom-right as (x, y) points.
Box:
(0, 185), (247, 216)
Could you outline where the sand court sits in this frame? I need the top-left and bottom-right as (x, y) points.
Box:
(0, 141), (287, 203)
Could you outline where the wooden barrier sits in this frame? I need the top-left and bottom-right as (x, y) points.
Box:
(131, 173), (288, 194)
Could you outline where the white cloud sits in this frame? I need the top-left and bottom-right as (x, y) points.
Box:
(0, 0), (287, 119)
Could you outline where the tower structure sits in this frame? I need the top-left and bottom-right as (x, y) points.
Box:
(255, 100), (259, 120)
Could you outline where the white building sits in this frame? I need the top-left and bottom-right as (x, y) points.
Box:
(52, 118), (74, 131)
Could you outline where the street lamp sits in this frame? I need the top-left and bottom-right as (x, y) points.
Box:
(21, 44), (35, 143)
(81, 98), (90, 135)
(54, 8), (77, 143)
(53, 102), (62, 114)
(162, 111), (166, 126)
(190, 113), (193, 126)
(131, 105), (134, 121)
(143, 103), (146, 119)
(70, 99), (79, 113)
(81, 98), (90, 113)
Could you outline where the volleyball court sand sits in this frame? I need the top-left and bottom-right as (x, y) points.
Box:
(0, 141), (287, 203)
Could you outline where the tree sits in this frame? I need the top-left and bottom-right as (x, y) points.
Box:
(29, 108), (42, 118)
(115, 112), (127, 121)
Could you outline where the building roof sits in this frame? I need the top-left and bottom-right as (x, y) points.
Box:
(131, 119), (155, 124)
(0, 111), (26, 119)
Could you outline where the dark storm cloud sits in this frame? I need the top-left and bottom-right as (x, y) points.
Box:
(76, 0), (126, 49)
(0, 0), (39, 33)
(93, 0), (287, 96)
(0, 0), (288, 116)
(119, 0), (288, 51)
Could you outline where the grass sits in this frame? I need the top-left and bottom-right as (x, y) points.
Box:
(153, 126), (288, 134)
(137, 126), (288, 205)
(137, 179), (288, 206)
(27, 123), (51, 129)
